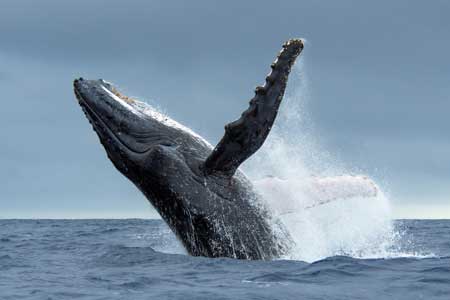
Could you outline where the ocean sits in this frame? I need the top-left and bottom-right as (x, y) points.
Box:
(0, 219), (449, 299)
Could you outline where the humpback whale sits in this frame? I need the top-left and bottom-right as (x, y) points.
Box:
(74, 39), (303, 259)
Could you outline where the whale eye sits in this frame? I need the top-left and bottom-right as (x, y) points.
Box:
(160, 141), (175, 147)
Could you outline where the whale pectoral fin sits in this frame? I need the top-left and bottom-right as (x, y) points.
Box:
(303, 175), (379, 209)
(203, 39), (304, 176)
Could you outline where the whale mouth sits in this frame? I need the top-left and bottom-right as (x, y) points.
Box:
(74, 78), (156, 155)
(75, 86), (132, 153)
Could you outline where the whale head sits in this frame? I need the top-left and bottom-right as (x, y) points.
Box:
(74, 78), (212, 178)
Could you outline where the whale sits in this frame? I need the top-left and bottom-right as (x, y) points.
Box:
(74, 39), (303, 260)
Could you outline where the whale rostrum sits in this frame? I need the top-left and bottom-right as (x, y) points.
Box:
(74, 39), (304, 259)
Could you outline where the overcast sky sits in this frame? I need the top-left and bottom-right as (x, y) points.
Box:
(1, 0), (449, 218)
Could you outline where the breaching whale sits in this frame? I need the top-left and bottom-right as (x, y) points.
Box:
(74, 39), (303, 259)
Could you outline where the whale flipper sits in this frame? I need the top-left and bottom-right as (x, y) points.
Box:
(254, 176), (379, 215)
(204, 39), (304, 176)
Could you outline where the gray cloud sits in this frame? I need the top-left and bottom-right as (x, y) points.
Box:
(1, 0), (449, 218)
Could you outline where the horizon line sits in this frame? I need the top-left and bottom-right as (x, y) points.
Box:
(0, 217), (449, 221)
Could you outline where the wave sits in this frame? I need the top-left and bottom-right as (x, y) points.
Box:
(95, 245), (159, 267)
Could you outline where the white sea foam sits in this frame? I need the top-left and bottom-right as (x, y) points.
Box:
(245, 62), (416, 262)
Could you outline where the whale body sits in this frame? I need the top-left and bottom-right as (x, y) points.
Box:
(74, 39), (304, 259)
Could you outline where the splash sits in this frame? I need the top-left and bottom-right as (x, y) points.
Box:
(245, 61), (405, 262)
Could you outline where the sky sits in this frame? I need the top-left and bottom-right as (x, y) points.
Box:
(1, 0), (449, 219)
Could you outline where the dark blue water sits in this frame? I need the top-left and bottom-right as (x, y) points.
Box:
(1, 219), (449, 299)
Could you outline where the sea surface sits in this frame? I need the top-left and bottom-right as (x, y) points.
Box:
(0, 219), (449, 300)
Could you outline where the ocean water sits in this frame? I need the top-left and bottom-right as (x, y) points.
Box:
(1, 219), (449, 300)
